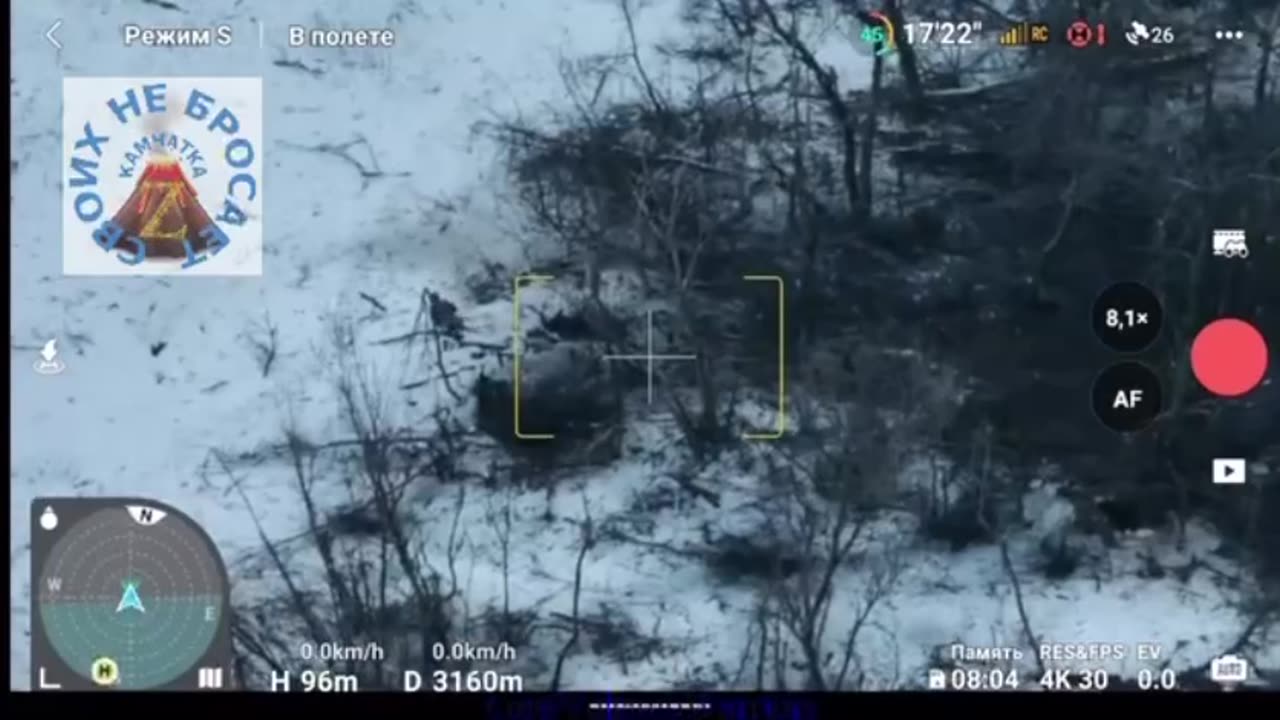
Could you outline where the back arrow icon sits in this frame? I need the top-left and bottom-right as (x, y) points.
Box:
(46, 20), (62, 50)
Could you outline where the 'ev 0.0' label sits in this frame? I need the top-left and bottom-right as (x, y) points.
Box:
(61, 77), (263, 276)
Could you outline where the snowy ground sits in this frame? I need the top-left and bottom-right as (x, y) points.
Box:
(10, 0), (1278, 691)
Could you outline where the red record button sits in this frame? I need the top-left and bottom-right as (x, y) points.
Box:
(1190, 318), (1269, 397)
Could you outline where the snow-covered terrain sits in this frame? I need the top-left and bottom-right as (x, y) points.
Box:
(10, 0), (1278, 691)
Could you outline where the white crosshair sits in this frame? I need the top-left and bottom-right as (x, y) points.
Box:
(602, 310), (698, 404)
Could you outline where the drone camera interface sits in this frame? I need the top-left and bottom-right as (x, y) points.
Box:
(10, 0), (1279, 701)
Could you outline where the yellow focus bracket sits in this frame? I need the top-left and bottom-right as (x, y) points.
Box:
(512, 274), (556, 440)
(742, 275), (787, 440)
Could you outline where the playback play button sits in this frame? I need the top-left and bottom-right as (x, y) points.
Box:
(1212, 458), (1246, 485)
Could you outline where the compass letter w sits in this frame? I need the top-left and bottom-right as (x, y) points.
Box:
(46, 576), (62, 592)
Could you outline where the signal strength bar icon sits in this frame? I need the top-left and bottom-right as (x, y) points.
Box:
(198, 666), (224, 689)
(999, 21), (1050, 46)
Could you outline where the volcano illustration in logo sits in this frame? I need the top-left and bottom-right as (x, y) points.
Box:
(109, 154), (218, 259)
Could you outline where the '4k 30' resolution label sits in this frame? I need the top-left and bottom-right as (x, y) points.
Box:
(62, 77), (263, 276)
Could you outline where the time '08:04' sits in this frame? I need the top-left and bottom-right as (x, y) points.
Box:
(943, 667), (1021, 690)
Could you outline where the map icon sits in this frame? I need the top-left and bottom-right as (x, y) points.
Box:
(31, 498), (231, 690)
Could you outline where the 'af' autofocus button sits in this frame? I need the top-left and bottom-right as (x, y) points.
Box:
(1092, 361), (1162, 432)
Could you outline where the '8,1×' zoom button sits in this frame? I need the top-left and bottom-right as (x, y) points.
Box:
(1092, 361), (1162, 432)
(1092, 281), (1164, 353)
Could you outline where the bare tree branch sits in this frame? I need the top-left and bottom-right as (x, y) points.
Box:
(620, 0), (668, 115)
(756, 0), (863, 218)
(550, 500), (595, 690)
